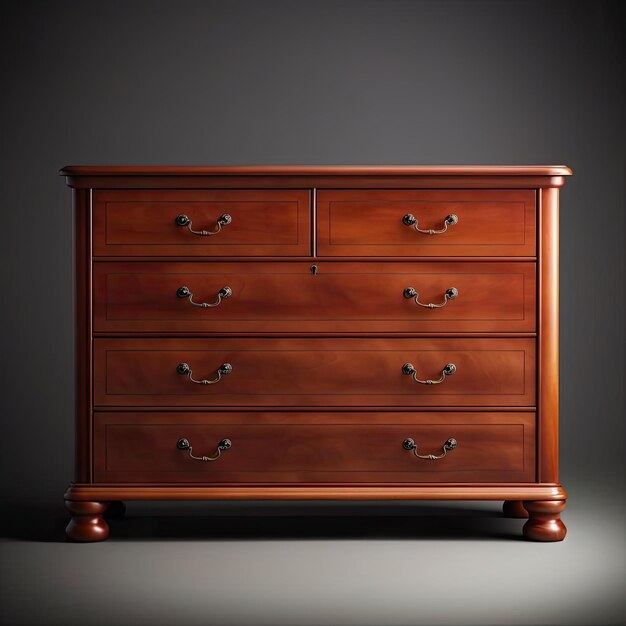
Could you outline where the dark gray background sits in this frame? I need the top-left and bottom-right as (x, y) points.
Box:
(0, 2), (624, 625)
(1, 0), (623, 503)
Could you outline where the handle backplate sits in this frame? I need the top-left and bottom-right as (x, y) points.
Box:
(402, 437), (457, 460)
(177, 285), (232, 307)
(176, 437), (232, 462)
(177, 362), (233, 384)
(175, 213), (232, 236)
(402, 213), (458, 235)
(404, 287), (458, 308)
(402, 362), (456, 384)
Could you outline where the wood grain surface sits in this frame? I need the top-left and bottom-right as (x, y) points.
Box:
(317, 189), (536, 257)
(93, 261), (536, 333)
(93, 337), (535, 407)
(93, 411), (535, 483)
(93, 189), (311, 257)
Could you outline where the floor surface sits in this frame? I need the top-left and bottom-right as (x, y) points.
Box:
(1, 481), (624, 626)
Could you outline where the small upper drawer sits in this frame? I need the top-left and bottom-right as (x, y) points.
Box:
(316, 189), (536, 257)
(92, 189), (311, 256)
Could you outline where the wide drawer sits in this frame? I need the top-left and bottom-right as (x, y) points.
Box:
(317, 189), (536, 257)
(93, 338), (535, 407)
(92, 189), (311, 256)
(93, 411), (536, 483)
(93, 261), (536, 333)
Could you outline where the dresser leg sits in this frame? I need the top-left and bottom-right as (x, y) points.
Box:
(65, 501), (110, 542)
(503, 500), (529, 518)
(104, 501), (126, 519)
(522, 500), (567, 542)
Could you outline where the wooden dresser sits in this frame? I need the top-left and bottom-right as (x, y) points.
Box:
(61, 166), (571, 541)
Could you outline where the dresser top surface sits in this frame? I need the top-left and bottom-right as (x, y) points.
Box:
(60, 165), (572, 177)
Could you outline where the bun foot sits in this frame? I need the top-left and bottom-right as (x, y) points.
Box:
(522, 500), (567, 542)
(105, 501), (126, 519)
(65, 501), (110, 542)
(503, 500), (528, 518)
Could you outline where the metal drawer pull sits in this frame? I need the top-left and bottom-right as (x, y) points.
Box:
(177, 285), (232, 307)
(402, 213), (458, 235)
(404, 287), (458, 308)
(176, 362), (233, 385)
(175, 213), (232, 236)
(402, 362), (456, 384)
(402, 437), (457, 460)
(177, 437), (231, 462)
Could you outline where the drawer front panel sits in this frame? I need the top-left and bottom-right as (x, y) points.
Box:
(93, 189), (311, 256)
(317, 189), (536, 257)
(93, 411), (535, 483)
(94, 261), (536, 333)
(94, 338), (535, 407)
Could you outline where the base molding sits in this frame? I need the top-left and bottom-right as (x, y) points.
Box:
(64, 483), (567, 542)
(65, 483), (567, 502)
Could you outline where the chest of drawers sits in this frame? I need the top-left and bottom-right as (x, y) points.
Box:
(61, 165), (571, 542)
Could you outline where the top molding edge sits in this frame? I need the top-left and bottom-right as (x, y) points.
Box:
(60, 165), (572, 177)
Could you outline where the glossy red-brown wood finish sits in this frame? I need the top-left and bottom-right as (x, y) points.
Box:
(68, 175), (571, 191)
(523, 500), (567, 541)
(65, 501), (109, 542)
(317, 189), (536, 257)
(93, 412), (535, 483)
(93, 189), (311, 257)
(93, 337), (535, 407)
(73, 189), (92, 483)
(61, 166), (572, 192)
(63, 166), (570, 542)
(62, 165), (573, 177)
(538, 188), (559, 484)
(93, 261), (536, 334)
(66, 484), (567, 502)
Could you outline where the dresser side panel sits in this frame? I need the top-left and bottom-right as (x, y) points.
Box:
(74, 188), (92, 483)
(538, 188), (559, 483)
